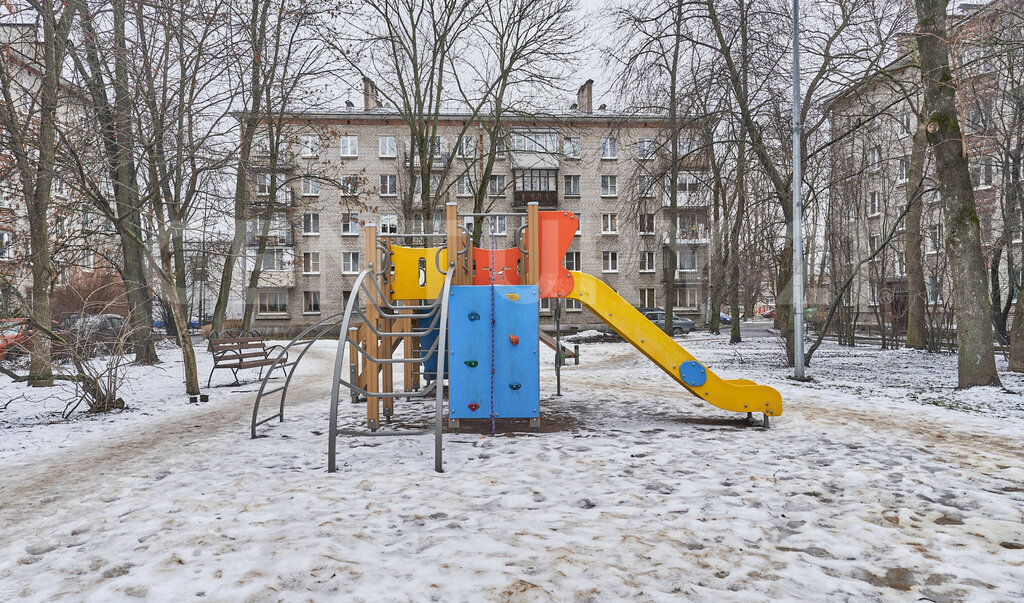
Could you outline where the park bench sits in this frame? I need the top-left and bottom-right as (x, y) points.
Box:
(207, 329), (287, 387)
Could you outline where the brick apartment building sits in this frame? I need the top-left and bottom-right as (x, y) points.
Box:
(241, 80), (714, 335)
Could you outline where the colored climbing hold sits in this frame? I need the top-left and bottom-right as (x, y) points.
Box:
(508, 334), (519, 345)
(464, 360), (478, 368)
(468, 312), (480, 321)
(468, 403), (480, 411)
(509, 383), (521, 391)
(505, 293), (519, 301)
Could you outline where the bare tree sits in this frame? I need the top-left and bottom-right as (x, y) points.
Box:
(914, 0), (1000, 387)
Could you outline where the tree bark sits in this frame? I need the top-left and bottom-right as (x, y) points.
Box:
(905, 119), (929, 350)
(914, 0), (1000, 387)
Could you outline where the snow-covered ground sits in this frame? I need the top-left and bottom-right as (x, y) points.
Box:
(1, 329), (1023, 600)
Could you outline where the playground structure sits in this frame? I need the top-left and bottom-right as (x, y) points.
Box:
(250, 202), (783, 473)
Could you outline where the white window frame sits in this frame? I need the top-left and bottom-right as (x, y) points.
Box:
(640, 250), (655, 273)
(488, 175), (507, 197)
(379, 136), (397, 158)
(340, 135), (359, 158)
(380, 174), (397, 197)
(380, 213), (398, 234)
(302, 176), (319, 197)
(637, 138), (655, 160)
(677, 249), (698, 272)
(303, 291), (321, 315)
(600, 137), (618, 159)
(260, 248), (289, 272)
(868, 191), (881, 216)
(564, 298), (582, 312)
(300, 133), (320, 157)
(342, 251), (360, 274)
(456, 136), (475, 158)
(340, 175), (358, 196)
(574, 213), (581, 236)
(601, 175), (617, 197)
(602, 251), (618, 273)
(341, 213), (360, 236)
(563, 174), (581, 197)
(456, 175), (473, 197)
(564, 137), (581, 159)
(302, 212), (320, 235)
(639, 288), (656, 307)
(638, 175), (655, 198)
(639, 213), (655, 235)
(302, 251), (320, 274)
(601, 213), (618, 234)
(0, 230), (13, 261)
(564, 251), (581, 271)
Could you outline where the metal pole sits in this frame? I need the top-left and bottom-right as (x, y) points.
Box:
(554, 299), (562, 396)
(792, 0), (806, 380)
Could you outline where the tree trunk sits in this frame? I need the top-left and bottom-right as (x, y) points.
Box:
(730, 135), (746, 344)
(905, 119), (929, 350)
(915, 0), (1000, 387)
(1009, 283), (1024, 372)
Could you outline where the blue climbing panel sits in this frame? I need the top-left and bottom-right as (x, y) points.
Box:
(448, 285), (539, 420)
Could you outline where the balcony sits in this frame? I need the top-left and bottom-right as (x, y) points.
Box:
(251, 187), (294, 208)
(512, 190), (558, 208)
(404, 141), (449, 170)
(247, 269), (295, 289)
(246, 224), (294, 247)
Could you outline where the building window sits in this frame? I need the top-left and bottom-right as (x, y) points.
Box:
(971, 156), (995, 188)
(639, 213), (655, 235)
(600, 137), (618, 159)
(379, 174), (397, 197)
(539, 297), (552, 313)
(515, 169), (556, 192)
(513, 131), (558, 152)
(303, 212), (319, 235)
(0, 230), (12, 261)
(574, 213), (581, 235)
(899, 111), (913, 134)
(303, 291), (321, 314)
(456, 175), (473, 197)
(340, 175), (358, 196)
(639, 175), (655, 197)
(564, 251), (581, 271)
(488, 175), (507, 197)
(463, 216), (475, 232)
(380, 213), (398, 234)
(637, 138), (655, 160)
(897, 156), (909, 182)
(342, 251), (360, 274)
(483, 215), (507, 236)
(869, 234), (881, 253)
(82, 248), (95, 271)
(340, 135), (358, 157)
(867, 145), (882, 168)
(564, 137), (581, 159)
(676, 286), (698, 309)
(564, 175), (580, 197)
(639, 288), (656, 307)
(677, 137), (694, 156)
(260, 248), (289, 272)
(677, 249), (698, 271)
(601, 175), (617, 197)
(303, 252), (320, 274)
(300, 134), (319, 157)
(869, 191), (881, 216)
(341, 213), (360, 235)
(257, 173), (271, 195)
(926, 224), (942, 254)
(379, 136), (397, 158)
(640, 250), (655, 272)
(257, 290), (288, 315)
(413, 174), (441, 196)
(456, 136), (475, 158)
(564, 298), (582, 312)
(302, 176), (319, 196)
(601, 213), (618, 234)
(927, 275), (942, 304)
(602, 251), (618, 273)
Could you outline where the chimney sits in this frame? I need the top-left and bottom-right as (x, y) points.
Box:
(570, 102), (578, 110)
(345, 99), (354, 109)
(363, 77), (379, 111)
(577, 79), (593, 114)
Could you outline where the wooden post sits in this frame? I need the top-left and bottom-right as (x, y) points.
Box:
(526, 201), (540, 286)
(363, 226), (381, 430)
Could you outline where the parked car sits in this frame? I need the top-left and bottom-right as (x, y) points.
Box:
(0, 319), (71, 361)
(759, 308), (775, 319)
(642, 310), (695, 336)
(64, 314), (131, 357)
(719, 313), (732, 325)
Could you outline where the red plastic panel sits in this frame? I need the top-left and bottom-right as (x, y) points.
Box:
(472, 247), (523, 286)
(529, 211), (578, 298)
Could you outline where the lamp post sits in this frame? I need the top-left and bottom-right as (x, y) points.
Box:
(792, 0), (806, 379)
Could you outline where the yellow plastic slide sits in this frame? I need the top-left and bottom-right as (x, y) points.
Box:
(566, 271), (782, 419)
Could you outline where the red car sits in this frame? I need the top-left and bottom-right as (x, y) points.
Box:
(0, 319), (69, 362)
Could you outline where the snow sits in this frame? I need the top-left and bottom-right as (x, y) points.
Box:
(1, 332), (1023, 600)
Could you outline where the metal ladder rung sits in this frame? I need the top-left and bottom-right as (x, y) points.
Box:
(254, 413), (282, 427)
